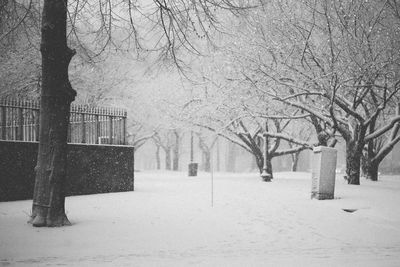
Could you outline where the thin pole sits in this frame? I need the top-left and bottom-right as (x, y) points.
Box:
(81, 112), (86, 143)
(190, 131), (194, 163)
(108, 116), (113, 144)
(18, 106), (24, 140)
(210, 144), (214, 207)
(95, 114), (99, 144)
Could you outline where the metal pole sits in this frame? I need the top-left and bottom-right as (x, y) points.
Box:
(109, 116), (113, 144)
(95, 114), (99, 144)
(122, 115), (126, 145)
(35, 103), (40, 141)
(81, 112), (86, 143)
(18, 107), (24, 140)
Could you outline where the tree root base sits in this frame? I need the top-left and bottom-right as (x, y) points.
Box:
(28, 214), (71, 227)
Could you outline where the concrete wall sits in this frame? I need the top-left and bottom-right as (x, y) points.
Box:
(0, 141), (134, 201)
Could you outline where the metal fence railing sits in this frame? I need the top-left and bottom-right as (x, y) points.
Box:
(0, 98), (127, 145)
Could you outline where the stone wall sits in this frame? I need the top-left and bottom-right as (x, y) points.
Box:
(0, 141), (134, 201)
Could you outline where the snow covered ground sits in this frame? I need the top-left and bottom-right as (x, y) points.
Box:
(1, 171), (400, 266)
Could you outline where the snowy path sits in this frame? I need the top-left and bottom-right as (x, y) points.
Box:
(1, 171), (400, 266)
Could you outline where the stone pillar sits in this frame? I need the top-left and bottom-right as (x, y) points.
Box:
(311, 146), (337, 200)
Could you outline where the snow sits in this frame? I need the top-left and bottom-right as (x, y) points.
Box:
(1, 171), (400, 266)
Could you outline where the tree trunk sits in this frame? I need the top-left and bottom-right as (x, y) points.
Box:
(165, 147), (171, 170)
(203, 151), (211, 172)
(251, 154), (258, 172)
(365, 161), (379, 181)
(30, 0), (76, 227)
(172, 132), (179, 171)
(155, 145), (161, 170)
(255, 154), (263, 173)
(291, 151), (300, 172)
(172, 152), (179, 170)
(255, 154), (274, 178)
(266, 156), (273, 179)
(345, 141), (361, 185)
(360, 152), (368, 177)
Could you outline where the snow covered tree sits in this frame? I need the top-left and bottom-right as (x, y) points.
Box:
(229, 0), (400, 185)
(362, 104), (400, 181)
(153, 130), (175, 170)
(27, 0), (253, 227)
(196, 131), (218, 172)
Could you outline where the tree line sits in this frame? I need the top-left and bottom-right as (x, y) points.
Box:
(1, 0), (400, 227)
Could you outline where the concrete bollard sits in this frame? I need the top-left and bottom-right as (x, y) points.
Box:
(311, 146), (337, 200)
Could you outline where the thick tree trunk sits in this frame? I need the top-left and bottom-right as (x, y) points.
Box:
(345, 141), (361, 185)
(255, 154), (274, 178)
(30, 0), (76, 227)
(366, 161), (379, 181)
(165, 148), (171, 170)
(360, 152), (368, 177)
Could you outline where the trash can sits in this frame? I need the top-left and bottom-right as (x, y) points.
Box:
(188, 163), (198, 177)
(311, 146), (337, 200)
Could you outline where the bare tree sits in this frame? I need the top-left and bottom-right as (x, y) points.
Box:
(27, 0), (252, 227)
(196, 132), (218, 172)
(153, 130), (175, 170)
(231, 0), (400, 184)
(29, 0), (76, 227)
(363, 104), (400, 180)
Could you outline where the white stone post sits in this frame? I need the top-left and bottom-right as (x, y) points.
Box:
(311, 146), (337, 200)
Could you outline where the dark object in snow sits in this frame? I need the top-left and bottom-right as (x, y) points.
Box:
(342, 208), (357, 213)
(188, 163), (198, 177)
(261, 169), (272, 182)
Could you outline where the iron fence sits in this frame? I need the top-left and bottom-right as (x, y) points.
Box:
(0, 98), (127, 145)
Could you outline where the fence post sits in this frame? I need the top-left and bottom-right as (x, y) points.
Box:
(67, 116), (71, 143)
(109, 115), (113, 145)
(1, 106), (6, 140)
(18, 106), (24, 141)
(95, 113), (99, 144)
(122, 116), (126, 145)
(35, 106), (39, 141)
(81, 111), (86, 143)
